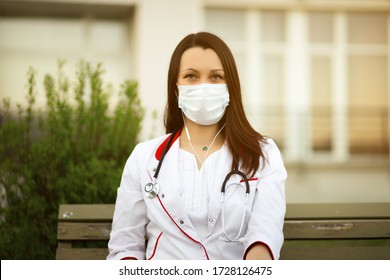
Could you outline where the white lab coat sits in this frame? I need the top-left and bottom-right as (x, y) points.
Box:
(107, 133), (287, 260)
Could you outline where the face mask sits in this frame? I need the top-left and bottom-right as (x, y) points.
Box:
(178, 83), (230, 126)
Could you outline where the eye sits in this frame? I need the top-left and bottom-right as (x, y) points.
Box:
(211, 74), (224, 81)
(184, 74), (197, 80)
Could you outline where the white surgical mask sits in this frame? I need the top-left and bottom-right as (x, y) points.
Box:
(178, 83), (229, 126)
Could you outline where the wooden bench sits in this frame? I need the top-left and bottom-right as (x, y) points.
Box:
(56, 203), (390, 260)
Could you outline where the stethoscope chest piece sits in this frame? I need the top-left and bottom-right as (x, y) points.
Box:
(144, 181), (160, 198)
(144, 131), (178, 199)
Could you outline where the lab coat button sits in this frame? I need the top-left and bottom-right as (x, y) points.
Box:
(209, 218), (214, 223)
(179, 220), (184, 225)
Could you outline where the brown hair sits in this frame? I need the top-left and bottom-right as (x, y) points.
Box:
(164, 32), (266, 176)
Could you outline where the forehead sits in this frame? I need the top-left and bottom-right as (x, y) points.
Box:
(180, 47), (223, 70)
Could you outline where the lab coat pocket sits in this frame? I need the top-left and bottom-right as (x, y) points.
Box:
(246, 178), (258, 209)
(221, 178), (258, 239)
(147, 232), (163, 260)
(223, 178), (258, 207)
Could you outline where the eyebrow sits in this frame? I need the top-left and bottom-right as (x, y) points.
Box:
(181, 68), (224, 72)
(181, 68), (199, 73)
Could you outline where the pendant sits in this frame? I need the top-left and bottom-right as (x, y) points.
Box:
(203, 146), (208, 151)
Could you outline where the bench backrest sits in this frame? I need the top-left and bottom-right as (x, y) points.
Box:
(57, 203), (390, 260)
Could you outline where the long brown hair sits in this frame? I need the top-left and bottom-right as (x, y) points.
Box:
(164, 32), (266, 176)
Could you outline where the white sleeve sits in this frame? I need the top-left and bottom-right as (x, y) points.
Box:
(107, 144), (148, 260)
(244, 140), (287, 260)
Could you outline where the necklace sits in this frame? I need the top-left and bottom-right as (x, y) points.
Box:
(183, 121), (226, 165)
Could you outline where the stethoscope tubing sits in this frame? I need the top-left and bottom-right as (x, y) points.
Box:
(144, 131), (179, 198)
(221, 193), (249, 242)
(154, 131), (178, 180)
(220, 170), (250, 242)
(145, 130), (251, 242)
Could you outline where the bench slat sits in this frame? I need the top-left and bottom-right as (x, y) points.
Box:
(286, 203), (390, 219)
(57, 220), (390, 241)
(284, 219), (390, 239)
(57, 222), (111, 241)
(58, 203), (390, 221)
(280, 242), (390, 260)
(58, 204), (114, 221)
(56, 248), (109, 260)
(56, 245), (390, 260)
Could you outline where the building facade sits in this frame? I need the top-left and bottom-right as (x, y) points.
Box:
(1, 0), (390, 203)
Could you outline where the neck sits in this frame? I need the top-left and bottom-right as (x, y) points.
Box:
(180, 117), (226, 168)
(182, 117), (223, 147)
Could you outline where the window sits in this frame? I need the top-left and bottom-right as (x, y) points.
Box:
(347, 12), (388, 154)
(0, 7), (134, 109)
(205, 8), (390, 159)
(309, 12), (334, 152)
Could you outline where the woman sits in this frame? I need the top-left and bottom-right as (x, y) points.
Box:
(107, 32), (287, 260)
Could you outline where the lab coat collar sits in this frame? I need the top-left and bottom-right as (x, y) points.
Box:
(155, 130), (181, 161)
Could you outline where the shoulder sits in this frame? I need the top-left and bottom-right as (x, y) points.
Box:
(137, 134), (170, 149)
(124, 134), (172, 170)
(132, 134), (172, 156)
(259, 137), (286, 170)
(260, 137), (281, 153)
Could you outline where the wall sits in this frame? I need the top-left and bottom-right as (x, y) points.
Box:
(1, 0), (389, 203)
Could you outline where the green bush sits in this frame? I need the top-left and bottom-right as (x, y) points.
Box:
(0, 61), (144, 259)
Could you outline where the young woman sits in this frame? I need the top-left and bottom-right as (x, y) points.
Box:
(107, 32), (287, 260)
